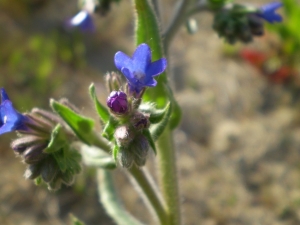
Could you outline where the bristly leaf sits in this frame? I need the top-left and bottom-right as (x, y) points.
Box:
(139, 102), (170, 124)
(50, 99), (95, 145)
(81, 144), (116, 170)
(44, 124), (67, 154)
(89, 83), (110, 124)
(150, 102), (172, 141)
(143, 129), (156, 155)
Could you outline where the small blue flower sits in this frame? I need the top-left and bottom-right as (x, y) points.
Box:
(258, 2), (283, 23)
(114, 43), (167, 93)
(65, 10), (95, 32)
(0, 88), (28, 135)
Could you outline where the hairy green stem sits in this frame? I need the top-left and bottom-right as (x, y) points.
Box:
(157, 128), (181, 225)
(91, 135), (168, 224)
(128, 165), (169, 224)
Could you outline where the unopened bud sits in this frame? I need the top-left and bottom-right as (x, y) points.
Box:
(107, 91), (128, 114)
(114, 126), (134, 147)
(11, 135), (46, 154)
(40, 158), (58, 183)
(118, 147), (134, 168)
(23, 143), (48, 164)
(24, 164), (42, 180)
(131, 112), (150, 131)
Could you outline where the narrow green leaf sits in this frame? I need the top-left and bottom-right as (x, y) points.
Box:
(50, 99), (95, 145)
(81, 144), (116, 169)
(44, 124), (67, 153)
(113, 145), (119, 163)
(97, 169), (144, 225)
(89, 83), (110, 124)
(143, 129), (156, 155)
(150, 101), (172, 141)
(102, 117), (118, 141)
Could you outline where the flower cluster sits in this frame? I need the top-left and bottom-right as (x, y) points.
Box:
(99, 43), (168, 168)
(213, 2), (283, 44)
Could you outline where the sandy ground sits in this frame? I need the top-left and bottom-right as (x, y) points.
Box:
(2, 0), (300, 225)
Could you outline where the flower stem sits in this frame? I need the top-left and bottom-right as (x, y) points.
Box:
(157, 129), (181, 225)
(128, 165), (169, 224)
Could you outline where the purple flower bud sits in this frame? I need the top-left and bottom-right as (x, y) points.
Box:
(106, 91), (128, 114)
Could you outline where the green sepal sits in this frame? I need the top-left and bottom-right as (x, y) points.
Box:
(81, 144), (116, 169)
(150, 102), (172, 141)
(44, 124), (67, 154)
(112, 145), (119, 163)
(50, 99), (95, 145)
(139, 102), (170, 124)
(52, 147), (82, 174)
(169, 99), (181, 129)
(70, 214), (85, 225)
(34, 176), (42, 185)
(89, 83), (110, 124)
(143, 129), (156, 155)
(102, 116), (118, 141)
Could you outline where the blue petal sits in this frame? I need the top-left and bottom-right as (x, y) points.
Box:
(132, 43), (152, 72)
(1, 88), (10, 102)
(146, 58), (167, 77)
(259, 2), (283, 23)
(121, 68), (137, 85)
(114, 51), (134, 71)
(145, 78), (157, 87)
(66, 11), (95, 32)
(0, 100), (26, 135)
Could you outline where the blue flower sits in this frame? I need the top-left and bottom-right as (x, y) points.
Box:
(0, 88), (28, 135)
(114, 43), (167, 93)
(65, 11), (95, 32)
(258, 2), (283, 23)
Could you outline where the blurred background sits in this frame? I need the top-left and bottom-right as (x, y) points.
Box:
(1, 0), (300, 224)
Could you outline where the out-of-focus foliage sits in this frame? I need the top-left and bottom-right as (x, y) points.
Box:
(266, 0), (300, 68)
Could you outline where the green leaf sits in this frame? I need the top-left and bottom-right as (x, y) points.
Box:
(143, 129), (156, 155)
(89, 83), (110, 124)
(50, 99), (95, 145)
(81, 144), (116, 169)
(53, 147), (82, 174)
(133, 0), (168, 108)
(102, 117), (118, 141)
(44, 124), (67, 154)
(150, 102), (172, 141)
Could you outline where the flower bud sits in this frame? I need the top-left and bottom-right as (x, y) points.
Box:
(40, 158), (58, 183)
(11, 135), (46, 154)
(24, 164), (42, 180)
(130, 112), (150, 131)
(118, 147), (134, 168)
(107, 91), (128, 114)
(114, 125), (134, 147)
(23, 143), (48, 164)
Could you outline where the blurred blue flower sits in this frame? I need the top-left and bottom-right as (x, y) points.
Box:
(258, 2), (283, 23)
(65, 11), (95, 32)
(0, 88), (28, 135)
(114, 43), (167, 93)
